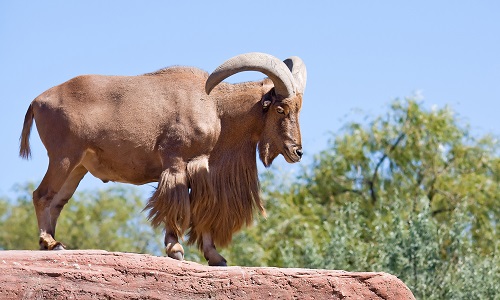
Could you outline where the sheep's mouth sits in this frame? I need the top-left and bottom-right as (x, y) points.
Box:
(283, 147), (301, 163)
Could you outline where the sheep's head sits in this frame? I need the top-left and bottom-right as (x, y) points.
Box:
(258, 89), (303, 167)
(205, 53), (307, 167)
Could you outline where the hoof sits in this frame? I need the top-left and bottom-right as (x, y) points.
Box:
(39, 241), (66, 251)
(168, 251), (184, 261)
(208, 259), (227, 267)
(39, 232), (65, 250)
(166, 242), (184, 261)
(52, 243), (66, 250)
(204, 248), (227, 266)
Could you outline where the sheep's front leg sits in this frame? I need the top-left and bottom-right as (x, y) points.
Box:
(164, 228), (184, 261)
(146, 160), (190, 262)
(202, 232), (227, 266)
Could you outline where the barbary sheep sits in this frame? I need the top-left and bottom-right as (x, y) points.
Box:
(19, 52), (307, 266)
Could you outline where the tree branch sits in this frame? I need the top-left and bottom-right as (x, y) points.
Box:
(370, 132), (406, 204)
(431, 207), (455, 217)
(428, 156), (456, 203)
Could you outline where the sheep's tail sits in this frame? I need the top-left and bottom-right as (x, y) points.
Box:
(19, 104), (34, 159)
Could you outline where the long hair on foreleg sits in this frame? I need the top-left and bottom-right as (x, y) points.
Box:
(186, 156), (215, 246)
(145, 169), (190, 238)
(188, 146), (264, 249)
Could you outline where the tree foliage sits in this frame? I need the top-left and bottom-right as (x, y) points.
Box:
(0, 99), (498, 299)
(221, 99), (500, 299)
(0, 184), (163, 254)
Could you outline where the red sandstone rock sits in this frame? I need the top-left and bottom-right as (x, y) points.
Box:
(0, 250), (415, 299)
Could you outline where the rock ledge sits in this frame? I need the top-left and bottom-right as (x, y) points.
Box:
(0, 250), (415, 299)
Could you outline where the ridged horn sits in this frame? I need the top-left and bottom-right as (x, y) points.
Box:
(205, 52), (296, 97)
(283, 56), (307, 93)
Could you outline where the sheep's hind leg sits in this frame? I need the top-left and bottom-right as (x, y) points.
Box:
(202, 232), (227, 266)
(165, 227), (184, 261)
(34, 157), (85, 250)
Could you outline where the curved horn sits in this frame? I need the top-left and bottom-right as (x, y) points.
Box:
(205, 52), (296, 97)
(283, 56), (307, 93)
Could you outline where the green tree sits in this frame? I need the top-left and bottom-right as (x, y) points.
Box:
(0, 183), (163, 254)
(222, 99), (499, 299)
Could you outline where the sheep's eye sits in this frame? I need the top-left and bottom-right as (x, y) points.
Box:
(276, 107), (285, 114)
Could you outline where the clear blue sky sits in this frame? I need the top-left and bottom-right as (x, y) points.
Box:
(1, 1), (499, 198)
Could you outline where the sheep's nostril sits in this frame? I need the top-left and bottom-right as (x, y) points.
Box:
(295, 148), (303, 158)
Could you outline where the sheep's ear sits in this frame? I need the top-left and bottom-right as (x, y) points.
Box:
(261, 88), (276, 111)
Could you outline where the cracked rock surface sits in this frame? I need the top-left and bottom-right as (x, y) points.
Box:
(0, 250), (415, 299)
